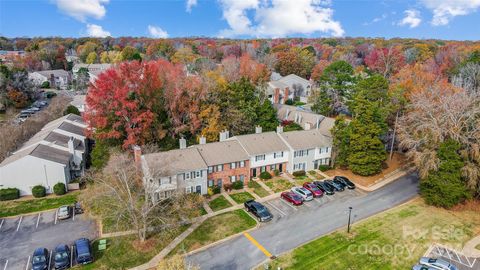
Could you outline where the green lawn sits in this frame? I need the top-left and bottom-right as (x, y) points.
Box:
(0, 192), (79, 218)
(208, 195), (233, 212)
(229, 192), (255, 204)
(476, 243), (480, 250)
(83, 225), (189, 270)
(263, 178), (294, 193)
(248, 180), (271, 197)
(170, 209), (256, 255)
(260, 199), (480, 270)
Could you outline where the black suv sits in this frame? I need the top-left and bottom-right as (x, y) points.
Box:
(32, 248), (49, 270)
(313, 181), (335, 195)
(53, 244), (71, 269)
(334, 176), (356, 189)
(244, 200), (273, 222)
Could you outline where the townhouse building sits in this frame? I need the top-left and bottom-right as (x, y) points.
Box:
(140, 142), (208, 200)
(278, 129), (333, 172)
(193, 137), (250, 188)
(0, 114), (89, 196)
(229, 127), (290, 178)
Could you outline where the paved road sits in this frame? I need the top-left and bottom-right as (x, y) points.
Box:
(0, 209), (97, 270)
(187, 172), (420, 270)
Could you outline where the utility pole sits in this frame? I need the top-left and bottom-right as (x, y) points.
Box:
(347, 206), (353, 233)
(389, 110), (399, 161)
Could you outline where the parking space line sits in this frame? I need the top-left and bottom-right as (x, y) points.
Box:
(48, 250), (52, 270)
(266, 202), (286, 217)
(54, 209), (58, 225)
(36, 213), (41, 229)
(16, 216), (23, 231)
(3, 260), (8, 270)
(0, 218), (3, 230)
(25, 256), (30, 270)
(280, 199), (298, 211)
(243, 232), (273, 258)
(70, 245), (74, 267)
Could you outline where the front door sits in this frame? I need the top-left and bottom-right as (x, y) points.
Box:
(252, 168), (257, 177)
(195, 185), (202, 194)
(217, 179), (222, 187)
(279, 163), (283, 172)
(314, 160), (319, 169)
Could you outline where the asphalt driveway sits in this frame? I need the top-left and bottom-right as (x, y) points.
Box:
(0, 208), (97, 270)
(187, 172), (420, 270)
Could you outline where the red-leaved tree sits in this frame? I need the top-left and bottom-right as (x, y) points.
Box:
(365, 46), (406, 78)
(85, 59), (203, 149)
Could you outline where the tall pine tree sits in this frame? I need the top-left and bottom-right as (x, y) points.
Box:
(348, 93), (387, 176)
(331, 115), (350, 168)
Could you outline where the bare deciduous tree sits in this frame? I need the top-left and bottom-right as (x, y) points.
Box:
(83, 152), (204, 242)
(398, 85), (480, 194)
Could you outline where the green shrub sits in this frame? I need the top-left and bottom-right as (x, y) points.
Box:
(53, 183), (66, 195)
(63, 105), (81, 116)
(260, 171), (272, 180)
(285, 99), (294, 105)
(45, 91), (57, 98)
(0, 188), (20, 201)
(41, 81), (50, 88)
(223, 183), (232, 192)
(32, 185), (46, 198)
(91, 140), (110, 169)
(273, 169), (280, 176)
(292, 170), (306, 177)
(212, 185), (221, 194)
(318, 165), (331, 172)
(232, 181), (244, 190)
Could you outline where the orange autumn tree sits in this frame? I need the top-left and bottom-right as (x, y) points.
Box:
(85, 59), (202, 149)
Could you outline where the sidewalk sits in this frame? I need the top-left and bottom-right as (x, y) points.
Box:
(463, 235), (480, 258)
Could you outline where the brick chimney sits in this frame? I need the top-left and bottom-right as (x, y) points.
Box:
(283, 87), (289, 104)
(273, 88), (280, 104)
(133, 145), (142, 167)
(179, 138), (187, 149)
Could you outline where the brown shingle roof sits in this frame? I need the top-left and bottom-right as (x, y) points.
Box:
(143, 148), (207, 176)
(231, 131), (289, 156)
(279, 129), (332, 150)
(192, 140), (249, 166)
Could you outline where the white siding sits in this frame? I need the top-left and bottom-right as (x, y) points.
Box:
(0, 155), (69, 196)
(250, 151), (289, 168)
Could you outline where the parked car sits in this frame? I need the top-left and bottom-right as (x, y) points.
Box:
(325, 180), (345, 192)
(281, 191), (303, 205)
(32, 248), (49, 270)
(334, 176), (356, 189)
(244, 200), (273, 222)
(57, 205), (71, 220)
(302, 182), (324, 197)
(313, 181), (335, 195)
(291, 187), (313, 201)
(53, 244), (71, 270)
(412, 265), (436, 270)
(74, 202), (84, 214)
(29, 106), (40, 111)
(74, 238), (93, 265)
(419, 257), (458, 270)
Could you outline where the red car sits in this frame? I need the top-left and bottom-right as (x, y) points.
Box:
(281, 191), (304, 205)
(303, 182), (324, 197)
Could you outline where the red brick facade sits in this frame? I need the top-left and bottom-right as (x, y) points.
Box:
(273, 88), (280, 104)
(207, 160), (250, 187)
(250, 162), (287, 178)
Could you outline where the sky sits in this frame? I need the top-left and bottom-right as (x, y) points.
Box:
(0, 0), (479, 40)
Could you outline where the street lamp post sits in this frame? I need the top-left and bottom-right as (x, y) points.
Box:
(347, 207), (353, 233)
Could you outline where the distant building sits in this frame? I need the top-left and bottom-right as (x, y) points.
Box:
(0, 50), (25, 64)
(267, 74), (313, 104)
(0, 114), (89, 196)
(70, 95), (86, 113)
(29, 69), (71, 90)
(275, 104), (335, 134)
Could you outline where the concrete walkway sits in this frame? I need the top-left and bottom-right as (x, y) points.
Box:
(282, 173), (297, 185)
(130, 216), (208, 270)
(255, 179), (274, 194)
(222, 191), (239, 206)
(463, 235), (480, 258)
(203, 202), (213, 214)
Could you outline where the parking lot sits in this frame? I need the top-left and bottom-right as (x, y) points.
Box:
(425, 244), (479, 270)
(254, 187), (365, 224)
(0, 209), (97, 270)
